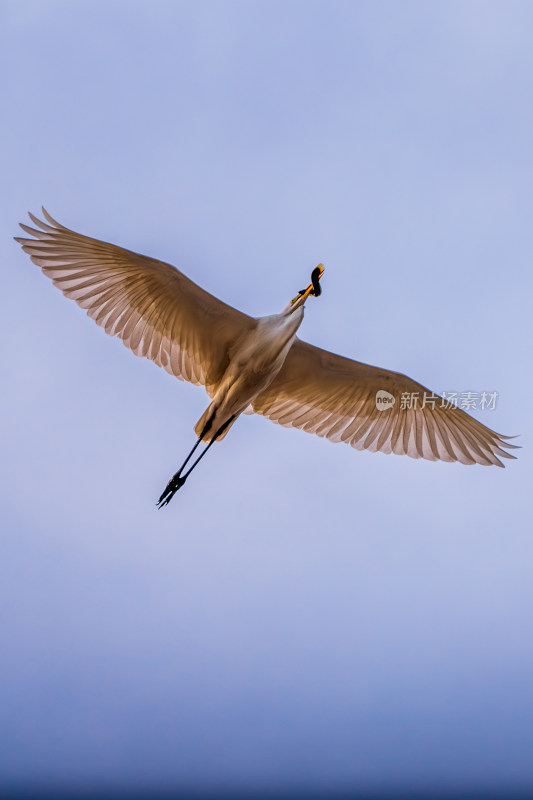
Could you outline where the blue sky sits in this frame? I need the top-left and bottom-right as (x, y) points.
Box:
(1, 1), (532, 795)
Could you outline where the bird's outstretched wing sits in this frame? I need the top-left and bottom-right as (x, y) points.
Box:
(253, 339), (518, 467)
(15, 209), (255, 391)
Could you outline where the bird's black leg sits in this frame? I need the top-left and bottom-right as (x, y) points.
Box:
(156, 438), (203, 508)
(156, 419), (212, 508)
(157, 416), (235, 508)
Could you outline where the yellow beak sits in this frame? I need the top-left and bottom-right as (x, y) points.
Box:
(290, 264), (325, 305)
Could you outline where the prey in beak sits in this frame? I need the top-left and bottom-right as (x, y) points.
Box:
(290, 264), (325, 306)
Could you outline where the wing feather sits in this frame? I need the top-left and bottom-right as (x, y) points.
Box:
(253, 339), (517, 467)
(15, 209), (255, 391)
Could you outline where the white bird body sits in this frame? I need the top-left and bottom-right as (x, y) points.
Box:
(15, 209), (517, 505)
(197, 307), (305, 441)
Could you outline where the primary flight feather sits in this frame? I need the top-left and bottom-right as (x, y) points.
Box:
(15, 209), (517, 505)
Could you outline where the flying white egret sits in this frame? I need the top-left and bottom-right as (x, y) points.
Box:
(16, 210), (517, 506)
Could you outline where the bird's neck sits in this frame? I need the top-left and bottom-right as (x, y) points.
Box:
(281, 301), (306, 318)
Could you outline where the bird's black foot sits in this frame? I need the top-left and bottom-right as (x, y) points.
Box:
(157, 473), (187, 508)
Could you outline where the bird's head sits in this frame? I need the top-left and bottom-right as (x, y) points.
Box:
(288, 264), (325, 311)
